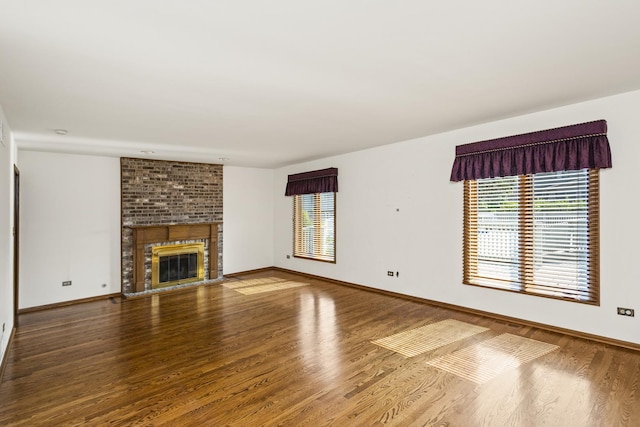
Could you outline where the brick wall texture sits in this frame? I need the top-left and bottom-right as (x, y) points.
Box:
(121, 158), (223, 293)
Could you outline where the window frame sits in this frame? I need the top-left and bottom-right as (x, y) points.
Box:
(463, 168), (600, 305)
(293, 192), (336, 263)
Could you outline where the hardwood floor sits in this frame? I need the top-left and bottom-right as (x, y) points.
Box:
(1, 270), (639, 426)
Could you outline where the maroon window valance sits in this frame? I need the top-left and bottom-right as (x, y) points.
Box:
(285, 167), (338, 196)
(450, 120), (612, 182)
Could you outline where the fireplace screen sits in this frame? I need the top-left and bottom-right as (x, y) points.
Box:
(151, 243), (205, 288)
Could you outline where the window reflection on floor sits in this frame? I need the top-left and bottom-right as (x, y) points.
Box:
(298, 292), (341, 382)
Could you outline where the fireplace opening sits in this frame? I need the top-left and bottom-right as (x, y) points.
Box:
(152, 243), (205, 288)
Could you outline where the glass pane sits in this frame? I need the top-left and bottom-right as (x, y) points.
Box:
(300, 193), (316, 256)
(159, 257), (169, 283)
(475, 175), (520, 288)
(188, 253), (198, 278)
(168, 256), (179, 282)
(530, 169), (590, 299)
(319, 193), (335, 259)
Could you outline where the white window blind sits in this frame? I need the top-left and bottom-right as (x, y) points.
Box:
(464, 169), (599, 304)
(293, 192), (335, 262)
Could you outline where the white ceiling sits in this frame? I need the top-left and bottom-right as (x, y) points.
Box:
(1, 1), (640, 168)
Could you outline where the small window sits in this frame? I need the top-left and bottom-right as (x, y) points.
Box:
(463, 168), (599, 304)
(293, 192), (335, 262)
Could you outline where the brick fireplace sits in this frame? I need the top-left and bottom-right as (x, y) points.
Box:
(121, 158), (223, 294)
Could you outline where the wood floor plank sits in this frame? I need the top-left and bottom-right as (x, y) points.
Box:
(1, 269), (640, 426)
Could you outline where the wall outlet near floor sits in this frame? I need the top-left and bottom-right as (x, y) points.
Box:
(101, 283), (107, 288)
(387, 271), (394, 277)
(617, 307), (635, 317)
(286, 255), (291, 259)
(62, 280), (72, 287)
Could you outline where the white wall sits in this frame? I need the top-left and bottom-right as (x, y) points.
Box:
(223, 166), (274, 274)
(16, 156), (275, 308)
(274, 89), (640, 345)
(0, 105), (16, 363)
(18, 151), (121, 308)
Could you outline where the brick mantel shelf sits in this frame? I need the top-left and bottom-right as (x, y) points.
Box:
(129, 223), (222, 293)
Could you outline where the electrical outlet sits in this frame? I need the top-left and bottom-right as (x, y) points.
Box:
(617, 307), (635, 317)
(286, 255), (291, 259)
(101, 283), (107, 288)
(387, 271), (394, 277)
(62, 281), (72, 287)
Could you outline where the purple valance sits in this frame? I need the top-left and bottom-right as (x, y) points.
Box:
(285, 167), (338, 196)
(450, 120), (612, 182)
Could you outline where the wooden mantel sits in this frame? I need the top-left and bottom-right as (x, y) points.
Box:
(130, 223), (221, 293)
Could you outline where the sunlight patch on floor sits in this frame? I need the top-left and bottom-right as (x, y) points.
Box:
(223, 277), (309, 295)
(371, 319), (489, 358)
(426, 333), (559, 384)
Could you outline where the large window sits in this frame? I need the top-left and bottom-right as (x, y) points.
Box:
(293, 192), (335, 262)
(464, 169), (599, 304)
